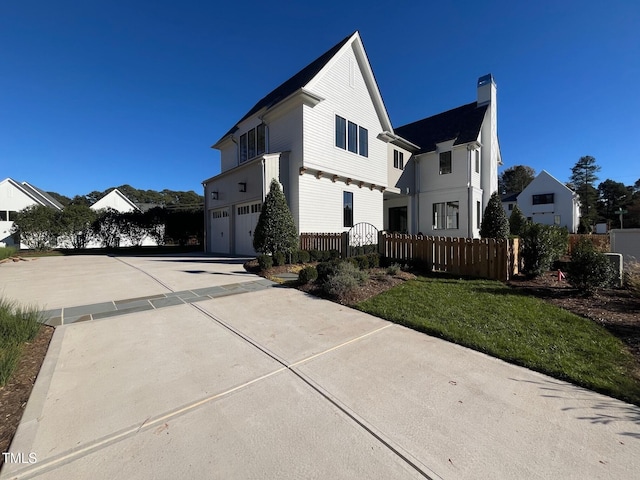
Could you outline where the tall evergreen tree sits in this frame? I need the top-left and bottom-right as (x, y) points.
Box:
(253, 179), (298, 255)
(509, 204), (527, 236)
(570, 155), (601, 228)
(480, 192), (510, 239)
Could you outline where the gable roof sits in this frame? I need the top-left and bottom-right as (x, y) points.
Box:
(0, 178), (64, 210)
(90, 188), (139, 212)
(520, 170), (578, 197)
(20, 182), (64, 210)
(394, 102), (488, 154)
(214, 31), (393, 146)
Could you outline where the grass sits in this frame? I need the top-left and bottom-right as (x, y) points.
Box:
(0, 246), (18, 261)
(0, 298), (42, 386)
(357, 275), (640, 405)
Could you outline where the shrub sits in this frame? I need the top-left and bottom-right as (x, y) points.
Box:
(566, 239), (615, 295)
(298, 266), (318, 284)
(520, 223), (568, 277)
(346, 257), (360, 269)
(366, 253), (380, 268)
(273, 251), (286, 267)
(355, 255), (370, 270)
(309, 249), (321, 261)
(253, 179), (298, 255)
(288, 250), (299, 264)
(316, 260), (340, 283)
(298, 250), (310, 263)
(509, 204), (527, 237)
(257, 254), (273, 271)
(323, 262), (369, 298)
(329, 249), (340, 260)
(386, 263), (401, 275)
(480, 192), (510, 239)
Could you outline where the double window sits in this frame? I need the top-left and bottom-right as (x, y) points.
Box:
(393, 150), (404, 170)
(239, 124), (266, 163)
(433, 201), (459, 229)
(343, 191), (353, 227)
(439, 151), (452, 175)
(335, 115), (368, 157)
(532, 193), (554, 205)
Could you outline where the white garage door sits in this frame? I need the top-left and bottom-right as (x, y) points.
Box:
(210, 208), (230, 254)
(235, 202), (262, 256)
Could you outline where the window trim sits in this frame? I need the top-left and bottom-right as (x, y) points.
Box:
(343, 191), (354, 228)
(393, 150), (404, 170)
(335, 115), (346, 149)
(432, 201), (459, 230)
(532, 193), (554, 205)
(359, 126), (368, 157)
(439, 151), (452, 175)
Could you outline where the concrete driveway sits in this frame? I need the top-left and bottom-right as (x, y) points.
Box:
(1, 254), (639, 479)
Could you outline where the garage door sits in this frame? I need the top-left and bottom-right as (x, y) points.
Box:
(210, 208), (230, 254)
(235, 202), (262, 256)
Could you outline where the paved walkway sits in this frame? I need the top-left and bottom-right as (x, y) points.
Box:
(41, 278), (276, 325)
(1, 254), (639, 479)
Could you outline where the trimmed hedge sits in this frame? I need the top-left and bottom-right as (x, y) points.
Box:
(298, 266), (318, 284)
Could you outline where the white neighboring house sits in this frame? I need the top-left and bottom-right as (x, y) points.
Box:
(0, 178), (64, 248)
(91, 188), (139, 213)
(88, 188), (157, 247)
(514, 170), (581, 233)
(203, 32), (502, 255)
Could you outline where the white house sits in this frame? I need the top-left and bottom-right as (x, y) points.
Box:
(90, 188), (139, 213)
(203, 32), (502, 255)
(514, 170), (581, 233)
(0, 178), (64, 248)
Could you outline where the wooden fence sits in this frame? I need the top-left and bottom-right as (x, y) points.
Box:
(300, 232), (519, 282)
(300, 232), (344, 254)
(382, 234), (518, 282)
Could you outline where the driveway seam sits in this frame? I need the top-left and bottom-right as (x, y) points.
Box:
(189, 302), (440, 480)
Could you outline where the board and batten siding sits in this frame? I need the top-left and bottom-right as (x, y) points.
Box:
(302, 44), (387, 187)
(298, 174), (382, 233)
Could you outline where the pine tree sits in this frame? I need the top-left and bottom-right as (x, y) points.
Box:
(253, 179), (298, 255)
(480, 192), (510, 239)
(570, 155), (600, 228)
(509, 204), (527, 236)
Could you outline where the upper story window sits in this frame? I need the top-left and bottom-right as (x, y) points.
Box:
(239, 124), (266, 163)
(393, 150), (404, 170)
(532, 193), (554, 205)
(475, 150), (480, 173)
(335, 115), (367, 157)
(439, 151), (452, 174)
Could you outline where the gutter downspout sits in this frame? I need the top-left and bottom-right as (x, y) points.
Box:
(415, 156), (420, 234)
(202, 182), (207, 252)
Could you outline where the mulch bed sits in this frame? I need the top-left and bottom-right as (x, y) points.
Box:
(0, 326), (54, 468)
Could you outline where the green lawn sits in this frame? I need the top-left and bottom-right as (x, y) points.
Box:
(357, 276), (640, 405)
(0, 298), (42, 386)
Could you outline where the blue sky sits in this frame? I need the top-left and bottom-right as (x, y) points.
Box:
(1, 0), (638, 198)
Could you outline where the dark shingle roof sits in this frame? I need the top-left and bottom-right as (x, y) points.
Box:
(218, 32), (355, 141)
(501, 192), (519, 202)
(394, 102), (488, 154)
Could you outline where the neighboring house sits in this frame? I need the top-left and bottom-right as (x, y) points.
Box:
(501, 192), (519, 217)
(90, 188), (139, 213)
(203, 31), (502, 255)
(87, 188), (158, 247)
(512, 170), (581, 233)
(0, 178), (64, 248)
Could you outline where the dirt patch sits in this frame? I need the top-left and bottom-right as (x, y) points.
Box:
(0, 326), (54, 467)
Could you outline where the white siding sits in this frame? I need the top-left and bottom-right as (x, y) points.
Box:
(302, 45), (387, 187)
(298, 174), (382, 233)
(517, 171), (580, 233)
